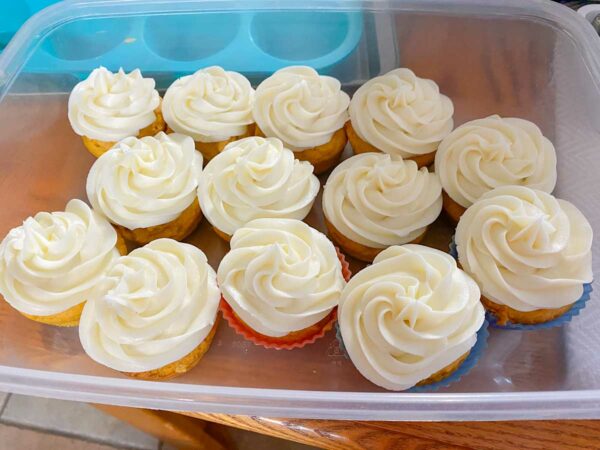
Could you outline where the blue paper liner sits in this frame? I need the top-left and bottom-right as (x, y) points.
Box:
(485, 284), (593, 330)
(449, 237), (458, 260)
(335, 320), (489, 392)
(449, 235), (593, 330)
(334, 321), (350, 360)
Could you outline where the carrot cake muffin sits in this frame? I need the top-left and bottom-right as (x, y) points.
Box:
(338, 244), (485, 390)
(455, 186), (592, 325)
(323, 153), (442, 262)
(218, 219), (347, 349)
(163, 66), (255, 161)
(86, 132), (202, 245)
(79, 239), (220, 380)
(435, 115), (557, 222)
(347, 68), (454, 167)
(0, 199), (123, 326)
(253, 66), (349, 174)
(68, 67), (164, 157)
(197, 136), (319, 241)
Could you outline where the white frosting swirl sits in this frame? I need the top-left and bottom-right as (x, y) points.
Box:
(218, 219), (345, 337)
(68, 67), (160, 142)
(163, 66), (255, 143)
(349, 68), (454, 157)
(86, 132), (202, 230)
(79, 239), (220, 372)
(339, 245), (484, 391)
(456, 186), (593, 311)
(253, 66), (350, 149)
(0, 199), (119, 316)
(323, 153), (442, 248)
(198, 136), (319, 235)
(435, 115), (557, 208)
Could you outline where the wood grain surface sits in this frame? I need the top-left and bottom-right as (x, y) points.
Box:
(94, 404), (225, 450)
(181, 413), (600, 450)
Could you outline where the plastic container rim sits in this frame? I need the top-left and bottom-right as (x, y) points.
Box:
(1, 0), (600, 420)
(2, 364), (600, 420)
(2, 0), (600, 98)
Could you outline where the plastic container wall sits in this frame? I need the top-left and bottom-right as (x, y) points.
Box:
(0, 0), (600, 420)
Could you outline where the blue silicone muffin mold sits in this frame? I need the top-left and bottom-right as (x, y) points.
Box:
(22, 10), (363, 79)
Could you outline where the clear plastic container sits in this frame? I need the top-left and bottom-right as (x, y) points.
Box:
(1, 0), (600, 420)
(0, 1), (57, 50)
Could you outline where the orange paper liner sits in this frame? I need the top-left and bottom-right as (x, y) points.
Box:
(220, 248), (351, 350)
(337, 247), (352, 283)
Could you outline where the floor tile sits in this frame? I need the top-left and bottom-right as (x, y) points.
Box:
(1, 395), (158, 450)
(0, 424), (120, 450)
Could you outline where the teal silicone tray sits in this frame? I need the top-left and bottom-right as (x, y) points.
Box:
(21, 10), (362, 78)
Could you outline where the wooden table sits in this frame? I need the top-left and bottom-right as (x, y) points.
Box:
(182, 414), (600, 450)
(94, 405), (600, 450)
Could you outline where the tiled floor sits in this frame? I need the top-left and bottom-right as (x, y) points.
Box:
(0, 394), (158, 450)
(1, 396), (157, 449)
(0, 393), (316, 450)
(0, 424), (119, 450)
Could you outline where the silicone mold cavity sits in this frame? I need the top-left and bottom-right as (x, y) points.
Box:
(42, 17), (132, 61)
(23, 11), (363, 80)
(250, 12), (350, 61)
(144, 13), (240, 62)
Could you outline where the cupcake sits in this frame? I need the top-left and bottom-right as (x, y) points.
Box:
(435, 115), (557, 222)
(253, 66), (350, 174)
(198, 136), (319, 241)
(163, 66), (255, 162)
(347, 68), (454, 167)
(218, 219), (348, 349)
(338, 245), (485, 391)
(68, 67), (165, 158)
(87, 132), (202, 245)
(323, 153), (442, 262)
(0, 199), (125, 327)
(79, 239), (220, 380)
(455, 186), (593, 325)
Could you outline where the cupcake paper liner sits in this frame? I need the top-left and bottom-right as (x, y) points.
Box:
(335, 321), (489, 392)
(449, 236), (593, 330)
(409, 321), (488, 392)
(448, 236), (459, 260)
(337, 247), (352, 282)
(485, 284), (593, 331)
(220, 248), (351, 350)
(334, 321), (350, 360)
(220, 299), (338, 350)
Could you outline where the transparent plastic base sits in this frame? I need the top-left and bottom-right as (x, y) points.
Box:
(0, 0), (600, 420)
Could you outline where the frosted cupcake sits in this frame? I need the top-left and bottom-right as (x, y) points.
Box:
(218, 219), (348, 349)
(0, 199), (125, 327)
(323, 153), (442, 262)
(435, 115), (557, 222)
(198, 136), (319, 241)
(253, 66), (350, 174)
(339, 245), (485, 391)
(456, 186), (593, 325)
(68, 67), (165, 157)
(347, 68), (454, 167)
(163, 66), (255, 162)
(87, 132), (202, 245)
(79, 239), (220, 380)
